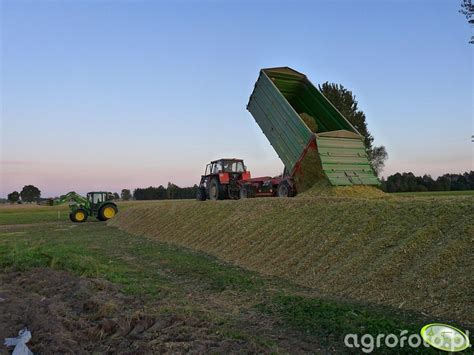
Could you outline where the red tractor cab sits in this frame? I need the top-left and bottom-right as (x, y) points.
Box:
(197, 159), (250, 200)
(196, 159), (295, 201)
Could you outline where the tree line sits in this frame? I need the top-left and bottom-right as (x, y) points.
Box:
(381, 171), (474, 193)
(7, 185), (41, 203)
(133, 183), (198, 200)
(6, 172), (473, 203)
(4, 184), (197, 203)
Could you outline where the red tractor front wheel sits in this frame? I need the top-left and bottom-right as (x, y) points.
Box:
(196, 186), (207, 201)
(209, 178), (223, 200)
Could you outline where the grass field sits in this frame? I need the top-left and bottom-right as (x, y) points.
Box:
(391, 190), (474, 197)
(0, 198), (471, 353)
(0, 200), (157, 225)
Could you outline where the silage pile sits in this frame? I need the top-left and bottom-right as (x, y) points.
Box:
(297, 180), (386, 198)
(292, 143), (327, 193)
(110, 196), (473, 325)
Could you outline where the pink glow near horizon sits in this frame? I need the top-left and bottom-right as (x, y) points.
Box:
(1, 154), (472, 198)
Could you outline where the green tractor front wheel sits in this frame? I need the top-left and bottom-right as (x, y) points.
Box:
(70, 209), (88, 223)
(97, 204), (118, 221)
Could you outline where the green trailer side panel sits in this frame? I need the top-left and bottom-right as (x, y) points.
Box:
(247, 70), (312, 172)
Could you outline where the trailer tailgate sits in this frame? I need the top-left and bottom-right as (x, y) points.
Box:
(316, 132), (379, 185)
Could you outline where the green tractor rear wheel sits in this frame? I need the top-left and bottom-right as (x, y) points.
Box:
(70, 209), (88, 223)
(97, 204), (118, 221)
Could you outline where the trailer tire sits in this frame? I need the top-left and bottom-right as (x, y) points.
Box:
(239, 186), (249, 199)
(98, 204), (118, 221)
(277, 181), (293, 198)
(196, 186), (207, 201)
(209, 178), (222, 200)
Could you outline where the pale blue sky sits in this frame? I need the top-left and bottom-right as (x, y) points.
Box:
(1, 0), (472, 197)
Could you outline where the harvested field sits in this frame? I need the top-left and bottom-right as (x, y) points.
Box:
(0, 268), (270, 353)
(0, 220), (336, 352)
(110, 196), (474, 326)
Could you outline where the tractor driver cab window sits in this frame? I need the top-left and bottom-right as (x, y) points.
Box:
(93, 194), (103, 204)
(213, 162), (223, 174)
(225, 161), (244, 173)
(233, 162), (244, 173)
(223, 161), (232, 172)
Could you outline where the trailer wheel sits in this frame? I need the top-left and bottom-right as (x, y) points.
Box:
(209, 178), (222, 200)
(277, 182), (293, 198)
(239, 186), (249, 199)
(196, 186), (207, 201)
(98, 204), (118, 221)
(71, 209), (88, 223)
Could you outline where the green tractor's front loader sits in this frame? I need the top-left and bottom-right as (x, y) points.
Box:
(49, 191), (118, 223)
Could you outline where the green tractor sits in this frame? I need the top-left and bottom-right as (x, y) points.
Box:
(49, 191), (118, 223)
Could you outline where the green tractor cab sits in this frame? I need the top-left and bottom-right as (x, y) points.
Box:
(50, 191), (118, 223)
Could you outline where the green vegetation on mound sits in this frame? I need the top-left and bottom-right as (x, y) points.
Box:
(110, 196), (473, 326)
(0, 220), (458, 353)
(0, 222), (452, 353)
(393, 190), (474, 197)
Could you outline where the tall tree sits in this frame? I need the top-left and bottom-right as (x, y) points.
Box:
(460, 0), (474, 44)
(121, 189), (132, 201)
(7, 191), (20, 204)
(20, 185), (41, 202)
(319, 82), (388, 175)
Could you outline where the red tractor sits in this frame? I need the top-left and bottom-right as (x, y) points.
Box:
(196, 158), (295, 201)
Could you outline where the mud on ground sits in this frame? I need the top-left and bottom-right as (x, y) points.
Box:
(0, 268), (266, 354)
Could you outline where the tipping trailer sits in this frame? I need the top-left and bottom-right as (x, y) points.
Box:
(247, 67), (380, 192)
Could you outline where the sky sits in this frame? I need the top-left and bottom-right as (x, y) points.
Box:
(1, 0), (472, 197)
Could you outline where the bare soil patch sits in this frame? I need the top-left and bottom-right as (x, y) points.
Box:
(0, 268), (270, 354)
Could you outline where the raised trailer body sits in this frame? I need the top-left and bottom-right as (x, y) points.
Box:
(247, 67), (379, 190)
